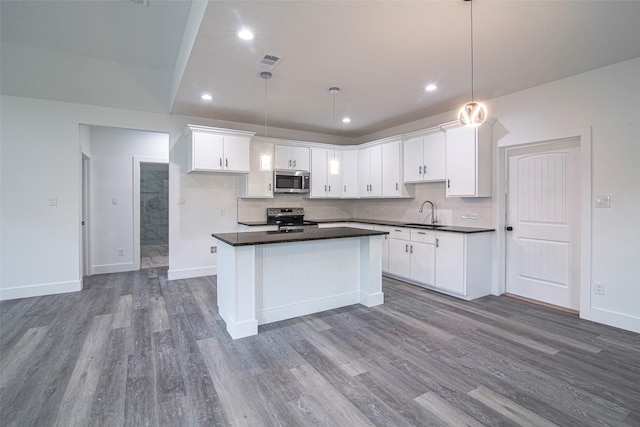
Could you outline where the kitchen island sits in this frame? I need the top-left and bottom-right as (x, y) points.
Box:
(212, 227), (387, 339)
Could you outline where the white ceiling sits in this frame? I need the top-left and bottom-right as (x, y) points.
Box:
(2, 1), (640, 138)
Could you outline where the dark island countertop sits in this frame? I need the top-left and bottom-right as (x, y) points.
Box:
(213, 227), (388, 247)
(237, 218), (494, 234)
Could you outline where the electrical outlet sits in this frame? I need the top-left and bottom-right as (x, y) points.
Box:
(177, 197), (185, 205)
(118, 248), (124, 256)
(112, 197), (119, 205)
(49, 196), (58, 206)
(594, 281), (604, 295)
(210, 246), (217, 254)
(462, 213), (478, 220)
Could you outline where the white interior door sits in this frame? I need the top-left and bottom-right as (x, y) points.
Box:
(506, 139), (580, 310)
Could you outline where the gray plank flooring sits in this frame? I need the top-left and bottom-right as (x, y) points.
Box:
(1, 268), (639, 426)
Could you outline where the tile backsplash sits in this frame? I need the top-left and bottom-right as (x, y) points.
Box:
(237, 181), (494, 228)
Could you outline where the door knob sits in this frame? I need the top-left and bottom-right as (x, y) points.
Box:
(506, 226), (513, 231)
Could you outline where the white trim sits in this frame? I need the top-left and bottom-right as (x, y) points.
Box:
(133, 156), (168, 272)
(167, 266), (216, 281)
(256, 292), (360, 325)
(496, 126), (594, 321)
(81, 154), (92, 277)
(0, 280), (82, 301)
(92, 262), (135, 275)
(223, 316), (259, 340)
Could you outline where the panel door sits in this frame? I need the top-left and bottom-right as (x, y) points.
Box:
(192, 132), (224, 170)
(223, 135), (250, 172)
(410, 241), (435, 286)
(423, 132), (445, 181)
(382, 141), (402, 197)
(388, 238), (410, 278)
(435, 232), (465, 294)
(445, 126), (476, 196)
(310, 147), (328, 197)
(358, 148), (371, 197)
(369, 145), (383, 197)
(341, 150), (359, 198)
(506, 139), (580, 310)
(403, 137), (424, 182)
(290, 146), (310, 171)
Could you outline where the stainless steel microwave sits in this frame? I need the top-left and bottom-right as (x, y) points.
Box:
(273, 170), (310, 194)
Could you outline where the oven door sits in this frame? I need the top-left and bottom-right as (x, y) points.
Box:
(274, 170), (310, 194)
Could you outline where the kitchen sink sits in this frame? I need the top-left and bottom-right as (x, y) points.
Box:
(403, 223), (446, 228)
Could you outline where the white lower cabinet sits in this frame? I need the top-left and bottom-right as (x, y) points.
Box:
(386, 228), (491, 300)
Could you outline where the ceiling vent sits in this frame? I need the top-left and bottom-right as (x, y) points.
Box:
(258, 54), (281, 71)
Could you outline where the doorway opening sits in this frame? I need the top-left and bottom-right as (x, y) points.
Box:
(140, 162), (169, 269)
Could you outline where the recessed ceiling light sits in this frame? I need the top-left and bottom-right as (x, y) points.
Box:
(425, 84), (438, 92)
(342, 117), (351, 123)
(237, 28), (254, 40)
(201, 93), (213, 101)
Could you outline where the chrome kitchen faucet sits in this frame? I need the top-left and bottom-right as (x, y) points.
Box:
(418, 200), (437, 225)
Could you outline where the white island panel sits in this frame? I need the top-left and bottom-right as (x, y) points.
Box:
(256, 238), (361, 324)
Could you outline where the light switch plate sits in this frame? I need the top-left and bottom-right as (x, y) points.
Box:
(595, 195), (610, 208)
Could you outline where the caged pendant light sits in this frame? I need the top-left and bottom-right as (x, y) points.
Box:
(458, 0), (487, 127)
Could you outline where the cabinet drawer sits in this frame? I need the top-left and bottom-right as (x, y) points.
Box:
(411, 229), (436, 244)
(388, 227), (411, 241)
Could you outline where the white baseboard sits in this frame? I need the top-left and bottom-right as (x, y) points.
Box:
(359, 291), (384, 307)
(224, 315), (259, 340)
(581, 306), (640, 334)
(0, 280), (82, 301)
(257, 292), (360, 325)
(167, 266), (216, 281)
(92, 262), (135, 275)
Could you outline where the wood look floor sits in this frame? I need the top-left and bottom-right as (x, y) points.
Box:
(1, 268), (639, 426)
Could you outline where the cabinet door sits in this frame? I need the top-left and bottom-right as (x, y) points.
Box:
(445, 126), (477, 196)
(382, 141), (402, 197)
(222, 135), (250, 172)
(423, 132), (445, 181)
(327, 150), (342, 197)
(358, 148), (371, 197)
(192, 132), (224, 170)
(369, 145), (382, 197)
(403, 137), (424, 182)
(246, 140), (274, 198)
(388, 238), (410, 278)
(310, 147), (328, 197)
(274, 145), (291, 169)
(410, 241), (435, 286)
(435, 232), (465, 294)
(374, 225), (391, 273)
(290, 146), (310, 171)
(341, 150), (358, 198)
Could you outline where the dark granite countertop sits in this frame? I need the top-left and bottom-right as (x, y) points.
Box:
(237, 218), (494, 234)
(213, 227), (388, 247)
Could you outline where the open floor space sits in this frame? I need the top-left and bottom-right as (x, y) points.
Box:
(1, 269), (638, 426)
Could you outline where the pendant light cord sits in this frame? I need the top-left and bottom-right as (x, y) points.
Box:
(264, 76), (268, 138)
(333, 91), (336, 144)
(470, 0), (475, 102)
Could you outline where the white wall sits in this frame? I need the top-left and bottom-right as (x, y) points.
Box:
(88, 126), (169, 274)
(0, 95), (342, 299)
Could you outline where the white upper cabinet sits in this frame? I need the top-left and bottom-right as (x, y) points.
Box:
(310, 147), (342, 198)
(444, 125), (492, 197)
(381, 141), (410, 197)
(403, 132), (445, 183)
(245, 139), (274, 198)
(358, 145), (382, 197)
(341, 149), (359, 198)
(275, 145), (310, 171)
(183, 125), (254, 173)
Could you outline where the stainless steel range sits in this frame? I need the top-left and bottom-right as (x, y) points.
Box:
(266, 207), (318, 232)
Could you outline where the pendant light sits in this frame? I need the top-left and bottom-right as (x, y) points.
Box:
(259, 71), (272, 171)
(458, 0), (487, 127)
(328, 87), (341, 176)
